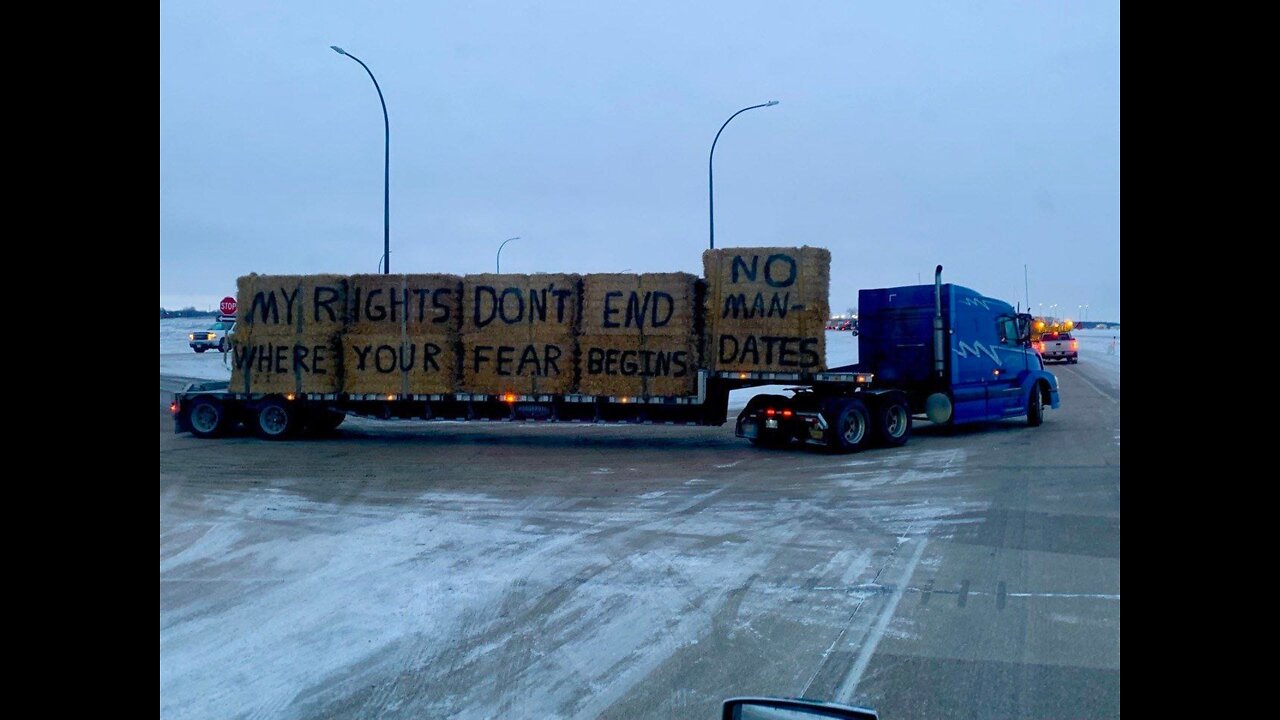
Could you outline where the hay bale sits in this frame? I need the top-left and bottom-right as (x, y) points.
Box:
(229, 328), (342, 395)
(463, 273), (580, 336)
(346, 274), (462, 336)
(461, 338), (574, 395)
(342, 334), (458, 395)
(578, 333), (697, 398)
(581, 273), (697, 338)
(460, 273), (579, 395)
(235, 274), (348, 335)
(703, 247), (829, 372)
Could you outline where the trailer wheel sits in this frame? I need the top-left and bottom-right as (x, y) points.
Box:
(1026, 385), (1045, 427)
(187, 397), (229, 438)
(825, 397), (871, 453)
(255, 398), (300, 439)
(873, 397), (912, 448)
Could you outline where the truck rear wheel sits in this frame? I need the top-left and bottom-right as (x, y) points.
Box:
(187, 397), (229, 438)
(1026, 386), (1045, 427)
(824, 397), (871, 453)
(873, 397), (912, 448)
(255, 398), (300, 440)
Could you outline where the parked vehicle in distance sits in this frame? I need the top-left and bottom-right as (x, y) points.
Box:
(1035, 331), (1078, 364)
(190, 320), (235, 353)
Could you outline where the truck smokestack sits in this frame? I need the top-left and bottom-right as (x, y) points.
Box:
(934, 265), (944, 378)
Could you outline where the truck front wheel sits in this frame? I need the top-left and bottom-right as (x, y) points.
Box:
(255, 398), (300, 439)
(1026, 386), (1045, 427)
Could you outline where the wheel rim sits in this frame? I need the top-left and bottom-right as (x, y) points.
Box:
(1031, 393), (1041, 414)
(261, 406), (289, 435)
(191, 403), (220, 433)
(886, 406), (908, 438)
(842, 410), (866, 444)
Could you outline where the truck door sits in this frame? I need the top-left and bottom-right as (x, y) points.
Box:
(948, 300), (999, 422)
(988, 315), (1028, 416)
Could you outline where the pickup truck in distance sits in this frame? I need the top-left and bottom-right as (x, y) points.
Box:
(1036, 332), (1078, 364)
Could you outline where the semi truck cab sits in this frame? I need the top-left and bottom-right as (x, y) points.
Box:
(854, 267), (1059, 426)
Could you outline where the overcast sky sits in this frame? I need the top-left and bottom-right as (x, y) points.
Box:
(160, 1), (1119, 322)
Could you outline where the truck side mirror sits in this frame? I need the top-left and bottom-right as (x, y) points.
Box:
(1016, 313), (1033, 344)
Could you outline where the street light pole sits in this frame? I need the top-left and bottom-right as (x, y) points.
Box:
(332, 46), (391, 274)
(709, 101), (779, 250)
(496, 236), (520, 273)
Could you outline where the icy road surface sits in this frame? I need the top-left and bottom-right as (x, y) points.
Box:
(160, 331), (1120, 719)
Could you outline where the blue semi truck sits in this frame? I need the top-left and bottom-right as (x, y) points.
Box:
(173, 266), (1058, 450)
(734, 266), (1059, 450)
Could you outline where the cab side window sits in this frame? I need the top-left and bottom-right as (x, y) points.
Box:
(997, 316), (1018, 344)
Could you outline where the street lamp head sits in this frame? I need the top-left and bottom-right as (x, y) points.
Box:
(765, 100), (780, 107)
(330, 45), (346, 55)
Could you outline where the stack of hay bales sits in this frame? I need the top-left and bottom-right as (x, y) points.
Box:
(461, 273), (580, 395)
(230, 274), (348, 394)
(703, 247), (830, 373)
(343, 274), (462, 396)
(579, 273), (699, 397)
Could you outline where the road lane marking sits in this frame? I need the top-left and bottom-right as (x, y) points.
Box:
(835, 538), (928, 703)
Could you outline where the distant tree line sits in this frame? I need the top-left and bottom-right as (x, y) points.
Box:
(160, 307), (219, 319)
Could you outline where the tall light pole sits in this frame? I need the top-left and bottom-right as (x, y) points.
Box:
(709, 101), (779, 250)
(496, 236), (520, 273)
(331, 46), (391, 274)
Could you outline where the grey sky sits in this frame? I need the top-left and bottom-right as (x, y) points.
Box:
(160, 1), (1119, 322)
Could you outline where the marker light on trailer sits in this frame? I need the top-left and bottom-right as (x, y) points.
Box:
(170, 401), (178, 414)
(782, 409), (793, 417)
(766, 408), (776, 416)
(503, 393), (516, 403)
(285, 393), (296, 401)
(386, 394), (395, 401)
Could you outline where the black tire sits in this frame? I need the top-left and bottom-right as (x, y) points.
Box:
(739, 394), (791, 448)
(193, 346), (207, 354)
(1026, 385), (1045, 427)
(255, 398), (300, 440)
(823, 397), (872, 453)
(1069, 357), (1078, 364)
(873, 396), (912, 448)
(307, 409), (346, 434)
(187, 397), (229, 439)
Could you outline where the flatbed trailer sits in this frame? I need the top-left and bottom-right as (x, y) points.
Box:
(171, 366), (903, 451)
(172, 267), (1060, 452)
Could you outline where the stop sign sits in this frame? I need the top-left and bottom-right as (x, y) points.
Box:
(220, 296), (237, 316)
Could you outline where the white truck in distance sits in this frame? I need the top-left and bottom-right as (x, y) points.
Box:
(1035, 331), (1078, 364)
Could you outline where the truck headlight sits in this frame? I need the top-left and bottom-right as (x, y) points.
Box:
(189, 333), (195, 340)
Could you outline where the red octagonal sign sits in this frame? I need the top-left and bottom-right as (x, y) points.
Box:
(220, 296), (237, 316)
